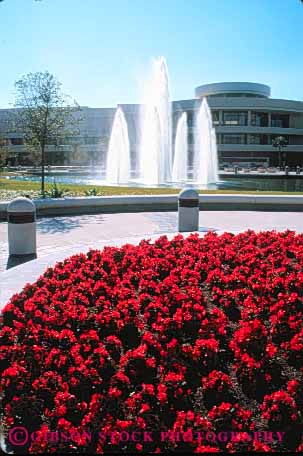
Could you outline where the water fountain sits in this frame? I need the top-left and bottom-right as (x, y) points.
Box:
(210, 127), (219, 183)
(138, 105), (161, 185)
(172, 112), (188, 182)
(105, 58), (218, 187)
(139, 56), (172, 185)
(194, 98), (219, 185)
(106, 106), (130, 184)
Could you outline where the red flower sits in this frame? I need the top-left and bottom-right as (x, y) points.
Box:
(1, 231), (303, 453)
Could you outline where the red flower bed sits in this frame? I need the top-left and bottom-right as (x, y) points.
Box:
(1, 230), (303, 453)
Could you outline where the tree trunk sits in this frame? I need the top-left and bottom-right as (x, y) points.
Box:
(41, 143), (45, 198)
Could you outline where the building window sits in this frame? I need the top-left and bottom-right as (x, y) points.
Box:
(271, 114), (289, 128)
(251, 112), (268, 127)
(208, 93), (265, 98)
(172, 112), (179, 126)
(0, 137), (10, 146)
(187, 111), (194, 127)
(271, 135), (289, 144)
(61, 136), (83, 145)
(223, 111), (248, 126)
(212, 111), (219, 125)
(188, 131), (194, 145)
(84, 136), (100, 145)
(47, 137), (59, 145)
(10, 138), (23, 145)
(249, 134), (269, 145)
(222, 134), (247, 144)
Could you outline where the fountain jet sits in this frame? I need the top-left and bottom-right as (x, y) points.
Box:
(106, 107), (130, 184)
(139, 106), (161, 185)
(194, 98), (219, 185)
(139, 56), (172, 185)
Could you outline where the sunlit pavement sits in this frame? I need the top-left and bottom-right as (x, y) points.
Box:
(1, 210), (303, 273)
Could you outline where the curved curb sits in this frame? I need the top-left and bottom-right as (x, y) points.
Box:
(1, 194), (303, 220)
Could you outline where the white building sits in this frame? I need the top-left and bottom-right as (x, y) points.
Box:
(1, 82), (303, 168)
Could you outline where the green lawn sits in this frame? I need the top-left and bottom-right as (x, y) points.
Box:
(1, 177), (303, 200)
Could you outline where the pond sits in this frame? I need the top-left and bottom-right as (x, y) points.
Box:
(5, 173), (303, 192)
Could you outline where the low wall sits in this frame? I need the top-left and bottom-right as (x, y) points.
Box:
(1, 194), (303, 220)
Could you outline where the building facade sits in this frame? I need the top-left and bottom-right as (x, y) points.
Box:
(0, 107), (116, 168)
(173, 82), (303, 168)
(1, 81), (303, 168)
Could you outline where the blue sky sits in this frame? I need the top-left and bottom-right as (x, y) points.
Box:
(0, 0), (302, 108)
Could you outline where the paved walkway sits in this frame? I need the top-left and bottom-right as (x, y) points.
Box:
(1, 211), (303, 274)
(1, 210), (303, 309)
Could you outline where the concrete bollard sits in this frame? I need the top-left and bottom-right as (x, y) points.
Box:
(7, 197), (36, 256)
(296, 166), (301, 175)
(178, 188), (199, 232)
(285, 166), (289, 176)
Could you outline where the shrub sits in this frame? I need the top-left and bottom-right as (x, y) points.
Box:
(45, 180), (67, 198)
